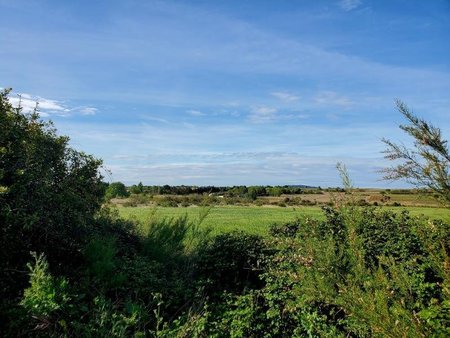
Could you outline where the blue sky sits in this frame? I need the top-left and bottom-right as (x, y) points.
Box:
(1, 0), (449, 187)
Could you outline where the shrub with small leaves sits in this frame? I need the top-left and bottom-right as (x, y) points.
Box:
(21, 252), (70, 318)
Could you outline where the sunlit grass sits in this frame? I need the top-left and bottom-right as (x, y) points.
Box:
(118, 205), (449, 236)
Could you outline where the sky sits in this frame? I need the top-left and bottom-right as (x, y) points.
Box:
(1, 0), (449, 187)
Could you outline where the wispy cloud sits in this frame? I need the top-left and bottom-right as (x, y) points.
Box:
(105, 152), (386, 187)
(339, 0), (362, 12)
(79, 107), (97, 115)
(53, 117), (404, 186)
(314, 91), (353, 107)
(141, 116), (170, 124)
(248, 106), (277, 123)
(271, 91), (300, 102)
(186, 109), (205, 116)
(9, 94), (68, 117)
(8, 92), (97, 117)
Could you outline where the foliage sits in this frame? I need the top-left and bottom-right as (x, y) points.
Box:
(382, 100), (450, 205)
(105, 181), (130, 199)
(195, 231), (267, 296)
(84, 237), (126, 287)
(71, 296), (146, 337)
(140, 215), (191, 262)
(129, 182), (144, 194)
(0, 88), (104, 301)
(20, 253), (70, 319)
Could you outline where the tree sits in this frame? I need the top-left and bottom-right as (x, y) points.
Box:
(129, 181), (144, 194)
(0, 88), (104, 298)
(105, 181), (129, 199)
(382, 100), (450, 205)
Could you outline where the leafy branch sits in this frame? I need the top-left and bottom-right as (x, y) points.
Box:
(382, 100), (450, 205)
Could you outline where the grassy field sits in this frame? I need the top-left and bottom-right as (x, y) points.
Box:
(118, 205), (449, 236)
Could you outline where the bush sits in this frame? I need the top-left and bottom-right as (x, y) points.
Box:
(105, 182), (129, 200)
(155, 196), (179, 207)
(71, 296), (146, 337)
(195, 232), (267, 296)
(84, 237), (126, 288)
(191, 206), (450, 337)
(269, 219), (301, 238)
(141, 216), (191, 262)
(21, 253), (70, 318)
(0, 89), (104, 300)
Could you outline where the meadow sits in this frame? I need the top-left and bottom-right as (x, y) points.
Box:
(118, 204), (450, 235)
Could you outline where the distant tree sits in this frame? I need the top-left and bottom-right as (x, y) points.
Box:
(129, 185), (139, 194)
(247, 186), (258, 200)
(105, 181), (129, 199)
(382, 100), (450, 205)
(129, 181), (144, 194)
(160, 184), (172, 194)
(267, 186), (282, 197)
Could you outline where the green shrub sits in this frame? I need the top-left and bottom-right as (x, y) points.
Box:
(71, 296), (146, 337)
(195, 206), (450, 337)
(141, 216), (191, 262)
(84, 237), (126, 287)
(195, 232), (267, 296)
(355, 209), (424, 267)
(21, 253), (70, 318)
(269, 219), (301, 238)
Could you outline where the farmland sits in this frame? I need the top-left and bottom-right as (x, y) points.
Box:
(118, 204), (450, 235)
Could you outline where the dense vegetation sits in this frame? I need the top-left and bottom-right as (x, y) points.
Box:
(1, 89), (449, 337)
(123, 184), (323, 198)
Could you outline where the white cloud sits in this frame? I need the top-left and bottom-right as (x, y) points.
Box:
(186, 109), (205, 116)
(226, 101), (240, 107)
(214, 109), (240, 117)
(314, 91), (353, 107)
(104, 153), (391, 187)
(8, 96), (37, 113)
(248, 106), (277, 123)
(9, 94), (67, 115)
(37, 99), (67, 112)
(271, 91), (300, 102)
(141, 116), (169, 124)
(8, 92), (97, 117)
(339, 0), (362, 11)
(247, 105), (309, 123)
(80, 107), (97, 115)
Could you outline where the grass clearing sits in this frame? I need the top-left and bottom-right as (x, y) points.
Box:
(119, 205), (324, 235)
(118, 205), (449, 236)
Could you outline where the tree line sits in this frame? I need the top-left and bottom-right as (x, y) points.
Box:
(107, 183), (331, 201)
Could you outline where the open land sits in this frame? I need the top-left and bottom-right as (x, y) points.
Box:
(116, 190), (450, 235)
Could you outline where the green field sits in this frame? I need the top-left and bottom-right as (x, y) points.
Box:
(118, 205), (450, 235)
